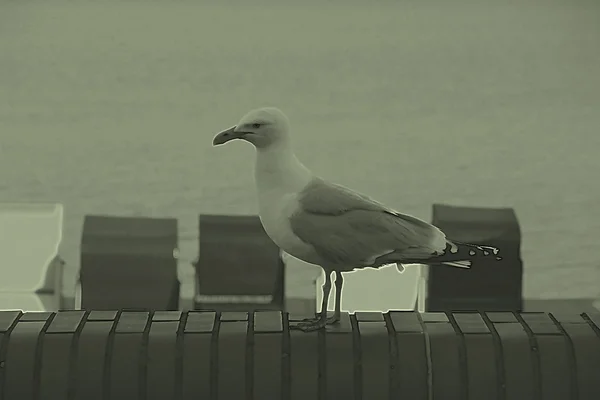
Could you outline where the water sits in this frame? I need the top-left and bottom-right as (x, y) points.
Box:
(1, 0), (599, 301)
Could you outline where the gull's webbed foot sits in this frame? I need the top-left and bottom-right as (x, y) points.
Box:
(297, 316), (320, 324)
(290, 313), (340, 332)
(298, 315), (340, 324)
(290, 317), (328, 332)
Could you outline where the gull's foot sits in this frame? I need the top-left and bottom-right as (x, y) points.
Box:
(290, 318), (327, 332)
(290, 315), (339, 332)
(297, 314), (340, 324)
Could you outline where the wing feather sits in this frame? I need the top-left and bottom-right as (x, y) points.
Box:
(289, 178), (447, 266)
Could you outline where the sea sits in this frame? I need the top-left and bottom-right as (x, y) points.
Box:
(1, 0), (599, 305)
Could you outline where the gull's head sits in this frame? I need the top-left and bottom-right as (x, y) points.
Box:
(212, 107), (291, 149)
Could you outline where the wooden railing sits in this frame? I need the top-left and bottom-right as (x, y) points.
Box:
(0, 310), (598, 400)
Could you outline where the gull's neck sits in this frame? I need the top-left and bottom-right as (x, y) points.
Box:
(254, 140), (313, 194)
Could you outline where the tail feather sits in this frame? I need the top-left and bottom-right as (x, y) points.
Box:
(441, 260), (472, 268)
(378, 240), (502, 272)
(394, 259), (471, 274)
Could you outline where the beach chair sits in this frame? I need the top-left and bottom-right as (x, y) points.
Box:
(79, 214), (179, 310)
(0, 202), (64, 311)
(194, 214), (284, 311)
(422, 204), (523, 312)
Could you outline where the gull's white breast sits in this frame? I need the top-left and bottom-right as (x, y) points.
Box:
(257, 189), (322, 266)
(253, 145), (319, 265)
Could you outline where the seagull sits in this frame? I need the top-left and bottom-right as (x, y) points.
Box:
(212, 107), (502, 332)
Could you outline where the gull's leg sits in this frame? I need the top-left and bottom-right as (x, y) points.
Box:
(297, 270), (331, 323)
(291, 270), (332, 332)
(326, 270), (343, 324)
(297, 270), (340, 326)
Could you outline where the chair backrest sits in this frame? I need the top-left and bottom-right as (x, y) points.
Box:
(425, 203), (523, 312)
(195, 214), (284, 311)
(79, 214), (179, 310)
(0, 202), (64, 293)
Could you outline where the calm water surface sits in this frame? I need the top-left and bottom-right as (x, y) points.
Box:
(1, 0), (599, 300)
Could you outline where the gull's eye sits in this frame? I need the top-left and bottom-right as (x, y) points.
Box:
(251, 123), (261, 129)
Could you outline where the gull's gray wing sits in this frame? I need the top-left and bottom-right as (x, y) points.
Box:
(289, 177), (448, 266)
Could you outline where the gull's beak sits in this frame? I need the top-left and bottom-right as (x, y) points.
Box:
(212, 125), (245, 146)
